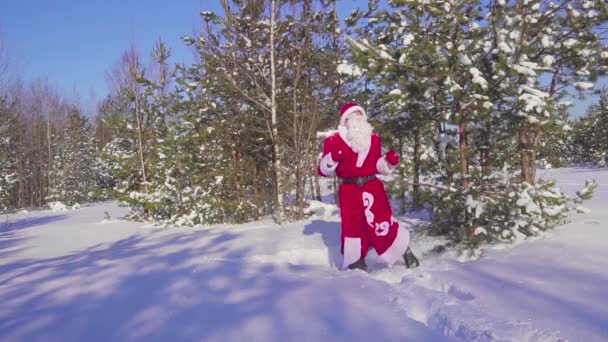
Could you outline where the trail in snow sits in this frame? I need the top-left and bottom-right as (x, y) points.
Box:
(0, 168), (607, 341)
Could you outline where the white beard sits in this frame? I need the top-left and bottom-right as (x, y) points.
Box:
(344, 115), (373, 153)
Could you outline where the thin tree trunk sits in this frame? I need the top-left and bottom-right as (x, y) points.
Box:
(413, 128), (422, 209)
(47, 119), (52, 196)
(253, 163), (259, 220)
(314, 143), (322, 201)
(332, 0), (342, 209)
(270, 0), (284, 223)
(134, 94), (148, 193)
(530, 129), (543, 183)
(398, 136), (407, 213)
(332, 0), (342, 104)
(527, 65), (559, 184)
(519, 127), (533, 184)
(457, 99), (469, 189)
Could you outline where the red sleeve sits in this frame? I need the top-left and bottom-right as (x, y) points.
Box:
(317, 136), (334, 177)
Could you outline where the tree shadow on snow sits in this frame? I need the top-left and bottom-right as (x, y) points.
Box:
(303, 220), (342, 269)
(453, 255), (608, 339)
(0, 214), (69, 259)
(0, 226), (426, 341)
(0, 214), (69, 231)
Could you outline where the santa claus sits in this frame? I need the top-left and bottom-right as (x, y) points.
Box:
(318, 102), (420, 271)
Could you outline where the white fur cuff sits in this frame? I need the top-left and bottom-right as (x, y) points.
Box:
(319, 153), (338, 176)
(376, 157), (396, 175)
(343, 237), (362, 269)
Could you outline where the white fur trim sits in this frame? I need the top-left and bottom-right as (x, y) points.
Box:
(319, 153), (338, 177)
(339, 105), (367, 126)
(356, 144), (370, 167)
(342, 237), (362, 269)
(379, 223), (410, 266)
(338, 125), (371, 168)
(362, 191), (375, 227)
(376, 157), (396, 175)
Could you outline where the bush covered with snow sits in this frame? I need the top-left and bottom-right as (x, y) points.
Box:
(48, 201), (69, 212)
(427, 172), (596, 246)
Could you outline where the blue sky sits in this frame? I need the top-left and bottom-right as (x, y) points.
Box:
(0, 0), (601, 117)
(1, 0), (222, 102)
(1, 0), (364, 102)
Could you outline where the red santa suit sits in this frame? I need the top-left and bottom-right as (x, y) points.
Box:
(318, 103), (411, 269)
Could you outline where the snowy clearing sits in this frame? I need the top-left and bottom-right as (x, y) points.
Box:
(1, 168), (607, 341)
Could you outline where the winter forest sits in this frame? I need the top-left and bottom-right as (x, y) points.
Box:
(2, 1), (608, 341)
(1, 0), (607, 246)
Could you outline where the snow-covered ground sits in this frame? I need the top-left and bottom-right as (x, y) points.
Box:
(1, 168), (607, 341)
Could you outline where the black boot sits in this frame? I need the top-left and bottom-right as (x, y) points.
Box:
(403, 248), (420, 269)
(348, 258), (367, 272)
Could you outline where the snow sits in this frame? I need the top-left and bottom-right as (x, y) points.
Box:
(498, 41), (512, 53)
(473, 227), (487, 236)
(469, 68), (488, 89)
(574, 81), (594, 90)
(465, 195), (484, 219)
(48, 201), (69, 212)
(541, 35), (554, 48)
(516, 190), (542, 214)
(459, 53), (472, 65)
(519, 85), (549, 99)
(1, 168), (608, 341)
(512, 64), (537, 77)
(398, 53), (407, 64)
(336, 63), (363, 77)
(563, 38), (578, 48)
(402, 33), (415, 47)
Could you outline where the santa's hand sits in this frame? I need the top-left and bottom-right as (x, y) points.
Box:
(319, 136), (342, 177)
(386, 150), (399, 166)
(326, 136), (343, 162)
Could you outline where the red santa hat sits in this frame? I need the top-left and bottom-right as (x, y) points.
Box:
(339, 102), (367, 126)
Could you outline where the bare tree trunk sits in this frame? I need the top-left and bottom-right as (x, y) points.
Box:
(253, 163), (259, 220)
(134, 94), (148, 193)
(397, 136), (407, 213)
(270, 0), (284, 223)
(519, 127), (533, 184)
(412, 128), (422, 209)
(457, 100), (469, 189)
(481, 121), (491, 177)
(458, 114), (474, 241)
(314, 145), (322, 201)
(47, 119), (52, 194)
(530, 129), (543, 183)
(332, 0), (342, 209)
(332, 0), (342, 105)
(526, 65), (559, 185)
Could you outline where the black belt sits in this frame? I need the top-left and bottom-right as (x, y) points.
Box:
(341, 175), (377, 188)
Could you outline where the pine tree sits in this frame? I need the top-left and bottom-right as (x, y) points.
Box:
(571, 89), (608, 164)
(47, 107), (97, 206)
(344, 0), (607, 244)
(0, 95), (18, 213)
